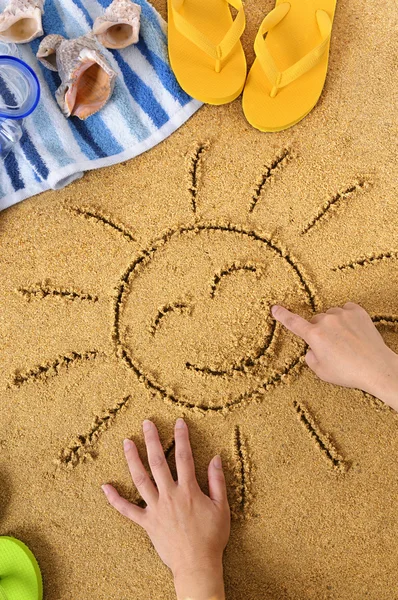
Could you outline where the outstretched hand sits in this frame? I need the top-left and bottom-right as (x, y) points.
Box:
(272, 302), (398, 409)
(102, 418), (230, 600)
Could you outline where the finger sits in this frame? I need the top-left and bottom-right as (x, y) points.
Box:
(123, 439), (158, 506)
(344, 302), (369, 319)
(208, 455), (229, 508)
(143, 420), (174, 492)
(102, 484), (146, 527)
(271, 305), (312, 342)
(310, 314), (324, 324)
(305, 349), (318, 371)
(343, 302), (360, 310)
(174, 418), (198, 487)
(326, 307), (343, 315)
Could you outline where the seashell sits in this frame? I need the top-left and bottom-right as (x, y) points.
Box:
(0, 0), (44, 44)
(36, 33), (64, 71)
(37, 34), (117, 120)
(93, 0), (141, 50)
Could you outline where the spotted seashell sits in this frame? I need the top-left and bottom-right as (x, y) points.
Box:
(37, 34), (117, 120)
(93, 0), (141, 49)
(0, 0), (44, 44)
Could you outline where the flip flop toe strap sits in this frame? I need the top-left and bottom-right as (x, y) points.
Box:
(255, 3), (332, 97)
(171, 0), (245, 72)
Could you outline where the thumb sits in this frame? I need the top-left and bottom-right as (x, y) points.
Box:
(208, 455), (228, 508)
(305, 349), (319, 372)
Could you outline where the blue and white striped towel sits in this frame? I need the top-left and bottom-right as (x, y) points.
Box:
(0, 0), (202, 210)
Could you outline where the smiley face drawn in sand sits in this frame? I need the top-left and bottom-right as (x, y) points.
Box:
(11, 142), (389, 473)
(114, 224), (315, 410)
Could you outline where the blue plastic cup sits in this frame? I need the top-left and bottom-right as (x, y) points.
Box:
(0, 41), (40, 159)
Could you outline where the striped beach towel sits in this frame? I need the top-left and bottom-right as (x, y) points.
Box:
(0, 0), (202, 211)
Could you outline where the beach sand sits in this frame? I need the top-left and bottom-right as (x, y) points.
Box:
(0, 0), (397, 598)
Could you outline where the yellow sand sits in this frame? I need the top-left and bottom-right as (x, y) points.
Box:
(0, 0), (397, 598)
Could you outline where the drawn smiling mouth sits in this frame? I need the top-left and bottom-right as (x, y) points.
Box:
(185, 316), (277, 377)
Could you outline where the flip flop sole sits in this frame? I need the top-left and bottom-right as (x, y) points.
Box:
(167, 0), (247, 105)
(243, 0), (337, 131)
(0, 537), (42, 600)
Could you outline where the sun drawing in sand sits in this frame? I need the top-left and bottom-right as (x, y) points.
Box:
(10, 142), (398, 516)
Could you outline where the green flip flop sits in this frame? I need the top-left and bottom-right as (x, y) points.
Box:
(0, 537), (42, 600)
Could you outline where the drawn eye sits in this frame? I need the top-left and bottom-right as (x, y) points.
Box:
(149, 302), (191, 336)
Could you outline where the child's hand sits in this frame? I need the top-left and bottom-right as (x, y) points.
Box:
(102, 418), (230, 600)
(272, 302), (398, 408)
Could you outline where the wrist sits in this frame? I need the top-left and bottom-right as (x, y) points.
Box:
(365, 350), (398, 411)
(173, 559), (225, 600)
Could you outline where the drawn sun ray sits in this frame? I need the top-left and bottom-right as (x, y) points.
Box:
(11, 140), (397, 476)
(332, 250), (398, 272)
(371, 315), (398, 329)
(301, 179), (370, 235)
(57, 395), (131, 469)
(188, 141), (210, 215)
(16, 282), (99, 303)
(9, 350), (105, 388)
(65, 204), (136, 242)
(249, 147), (292, 213)
(292, 400), (348, 473)
(231, 425), (253, 519)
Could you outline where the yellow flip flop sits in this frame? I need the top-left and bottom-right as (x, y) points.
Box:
(242, 0), (336, 132)
(0, 536), (43, 600)
(167, 0), (247, 105)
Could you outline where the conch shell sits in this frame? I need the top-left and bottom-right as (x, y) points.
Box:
(37, 34), (117, 120)
(0, 0), (44, 44)
(93, 0), (141, 49)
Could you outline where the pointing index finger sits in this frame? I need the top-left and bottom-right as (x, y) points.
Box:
(271, 305), (312, 342)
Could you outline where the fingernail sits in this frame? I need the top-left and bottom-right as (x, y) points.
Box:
(143, 419), (152, 432)
(123, 439), (133, 451)
(271, 305), (279, 316)
(176, 418), (185, 429)
(101, 484), (109, 494)
(214, 455), (222, 469)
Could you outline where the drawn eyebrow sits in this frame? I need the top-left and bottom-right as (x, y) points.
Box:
(210, 262), (259, 298)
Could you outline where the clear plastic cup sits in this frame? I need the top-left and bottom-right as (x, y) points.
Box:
(0, 41), (40, 159)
